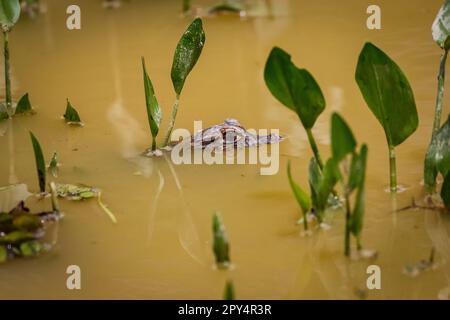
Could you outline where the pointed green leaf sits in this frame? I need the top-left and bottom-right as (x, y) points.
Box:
(171, 18), (205, 95)
(142, 57), (162, 140)
(264, 47), (326, 129)
(433, 0), (450, 50)
(424, 115), (450, 190)
(442, 172), (450, 208)
(63, 99), (82, 124)
(212, 211), (230, 268)
(0, 0), (20, 31)
(350, 144), (368, 241)
(355, 42), (418, 147)
(15, 93), (34, 114)
(331, 112), (357, 162)
(29, 131), (46, 193)
(317, 159), (339, 211)
(223, 280), (235, 300)
(287, 161), (311, 230)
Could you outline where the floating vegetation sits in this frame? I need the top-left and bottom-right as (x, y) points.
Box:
(47, 152), (59, 178)
(0, 183), (62, 264)
(212, 211), (230, 269)
(63, 99), (83, 126)
(29, 131), (46, 194)
(223, 280), (235, 300)
(356, 42), (418, 192)
(55, 183), (117, 224)
(265, 47), (326, 170)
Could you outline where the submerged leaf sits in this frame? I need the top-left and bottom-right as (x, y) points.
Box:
(142, 57), (162, 146)
(212, 212), (230, 268)
(0, 0), (20, 31)
(355, 42), (418, 147)
(223, 280), (235, 300)
(0, 230), (35, 245)
(171, 18), (206, 96)
(15, 93), (34, 114)
(424, 116), (450, 191)
(331, 112), (356, 162)
(287, 161), (311, 229)
(29, 131), (46, 193)
(442, 172), (450, 208)
(63, 99), (82, 124)
(433, 0), (450, 50)
(264, 47), (326, 129)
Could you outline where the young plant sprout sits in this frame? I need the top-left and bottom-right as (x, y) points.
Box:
(0, 0), (20, 114)
(48, 152), (59, 178)
(212, 211), (230, 269)
(29, 131), (46, 194)
(162, 18), (205, 147)
(287, 160), (311, 231)
(264, 47), (326, 170)
(425, 1), (450, 192)
(330, 113), (368, 256)
(142, 57), (161, 152)
(356, 42), (418, 192)
(223, 280), (235, 300)
(63, 99), (82, 125)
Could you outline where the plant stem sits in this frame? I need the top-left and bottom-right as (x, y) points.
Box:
(162, 96), (180, 147)
(389, 145), (397, 192)
(306, 128), (324, 170)
(432, 49), (449, 139)
(3, 31), (11, 113)
(344, 193), (351, 257)
(151, 136), (157, 151)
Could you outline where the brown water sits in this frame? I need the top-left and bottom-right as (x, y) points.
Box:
(0, 0), (450, 299)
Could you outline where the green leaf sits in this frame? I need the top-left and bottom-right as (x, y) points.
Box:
(48, 152), (58, 178)
(287, 161), (311, 230)
(350, 144), (368, 242)
(0, 103), (8, 121)
(29, 131), (46, 193)
(424, 115), (450, 190)
(0, 0), (20, 31)
(264, 47), (326, 129)
(433, 0), (450, 50)
(0, 245), (6, 263)
(63, 99), (82, 124)
(171, 18), (205, 95)
(223, 280), (235, 300)
(20, 240), (43, 257)
(0, 230), (34, 245)
(355, 42), (418, 147)
(212, 211), (230, 268)
(15, 93), (33, 114)
(12, 214), (42, 231)
(442, 172), (450, 208)
(331, 112), (357, 163)
(142, 57), (162, 142)
(317, 159), (339, 211)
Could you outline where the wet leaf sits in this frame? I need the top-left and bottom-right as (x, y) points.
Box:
(0, 245), (6, 263)
(287, 160), (311, 229)
(171, 18), (205, 96)
(350, 144), (368, 243)
(0, 230), (35, 245)
(142, 57), (162, 147)
(331, 112), (356, 163)
(0, 0), (20, 31)
(424, 116), (450, 190)
(12, 214), (42, 231)
(29, 131), (46, 193)
(223, 280), (235, 300)
(20, 240), (43, 257)
(433, 0), (450, 50)
(63, 99), (82, 124)
(442, 172), (450, 208)
(48, 152), (58, 178)
(15, 93), (34, 114)
(264, 47), (325, 129)
(55, 183), (98, 200)
(212, 211), (230, 268)
(355, 42), (418, 147)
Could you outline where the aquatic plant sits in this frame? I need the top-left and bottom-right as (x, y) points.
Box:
(425, 1), (450, 192)
(48, 152), (58, 178)
(29, 131), (46, 193)
(0, 0), (20, 114)
(264, 47), (326, 169)
(162, 18), (205, 147)
(142, 57), (161, 151)
(223, 280), (235, 300)
(212, 211), (230, 269)
(442, 172), (450, 209)
(287, 160), (311, 231)
(356, 42), (418, 192)
(63, 99), (82, 125)
(330, 113), (368, 256)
